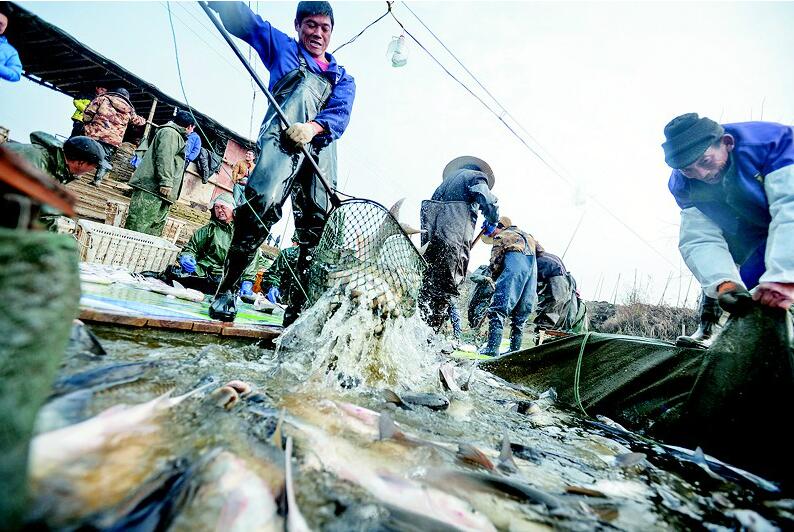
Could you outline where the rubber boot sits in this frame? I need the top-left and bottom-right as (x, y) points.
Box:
(209, 291), (237, 322)
(480, 322), (504, 357)
(676, 319), (719, 349)
(676, 294), (722, 349)
(509, 325), (523, 352)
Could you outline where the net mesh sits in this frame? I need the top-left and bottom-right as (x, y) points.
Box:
(308, 199), (426, 317)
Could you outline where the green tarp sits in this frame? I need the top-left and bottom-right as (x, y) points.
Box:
(482, 306), (794, 484)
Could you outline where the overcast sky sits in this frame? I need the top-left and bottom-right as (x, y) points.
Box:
(3, 1), (794, 307)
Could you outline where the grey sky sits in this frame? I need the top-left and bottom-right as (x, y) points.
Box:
(3, 1), (794, 306)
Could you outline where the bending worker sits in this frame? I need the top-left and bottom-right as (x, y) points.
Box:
(481, 216), (537, 356)
(206, 1), (356, 325)
(419, 156), (499, 332)
(534, 243), (588, 333)
(663, 113), (794, 314)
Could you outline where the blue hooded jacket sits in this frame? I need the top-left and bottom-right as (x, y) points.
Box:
(0, 36), (23, 82)
(209, 2), (355, 145)
(185, 132), (202, 163)
(668, 121), (794, 292)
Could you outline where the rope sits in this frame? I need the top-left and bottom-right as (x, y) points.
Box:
(573, 331), (592, 416)
(332, 2), (393, 55)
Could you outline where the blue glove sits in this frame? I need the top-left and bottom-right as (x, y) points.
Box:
(482, 221), (497, 236)
(239, 281), (253, 297)
(179, 254), (196, 274)
(266, 286), (280, 304)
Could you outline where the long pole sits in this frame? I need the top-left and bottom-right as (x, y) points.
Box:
(199, 1), (341, 208)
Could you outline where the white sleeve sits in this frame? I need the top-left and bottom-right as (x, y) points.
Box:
(759, 164), (794, 284)
(678, 207), (743, 298)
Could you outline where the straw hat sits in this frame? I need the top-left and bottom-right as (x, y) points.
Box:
(442, 156), (495, 189)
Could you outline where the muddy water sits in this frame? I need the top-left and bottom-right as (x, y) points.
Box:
(30, 302), (793, 530)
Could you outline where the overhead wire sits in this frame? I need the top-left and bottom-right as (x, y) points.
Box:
(159, 2), (249, 78)
(389, 4), (677, 268)
(332, 2), (393, 55)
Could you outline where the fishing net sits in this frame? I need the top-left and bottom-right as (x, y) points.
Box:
(307, 199), (426, 317)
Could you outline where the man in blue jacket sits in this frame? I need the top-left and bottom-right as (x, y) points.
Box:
(184, 131), (202, 168)
(0, 12), (23, 83)
(664, 113), (794, 313)
(206, 1), (355, 325)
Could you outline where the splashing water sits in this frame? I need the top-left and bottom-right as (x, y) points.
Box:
(276, 292), (444, 391)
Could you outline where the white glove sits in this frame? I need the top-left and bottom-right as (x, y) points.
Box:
(285, 122), (318, 146)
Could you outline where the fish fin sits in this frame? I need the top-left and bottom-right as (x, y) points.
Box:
(389, 198), (405, 221)
(457, 443), (495, 471)
(169, 381), (216, 406)
(378, 411), (401, 441)
(172, 280), (186, 290)
(285, 436), (311, 532)
(439, 364), (462, 392)
(461, 361), (477, 392)
(399, 223), (425, 235)
(383, 388), (405, 406)
(271, 408), (286, 449)
(498, 431), (519, 473)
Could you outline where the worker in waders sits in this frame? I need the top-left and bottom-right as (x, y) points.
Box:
(419, 156), (499, 332)
(206, 1), (356, 326)
(664, 113), (794, 315)
(480, 217), (538, 355)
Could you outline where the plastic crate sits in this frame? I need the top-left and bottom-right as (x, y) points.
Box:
(76, 219), (179, 273)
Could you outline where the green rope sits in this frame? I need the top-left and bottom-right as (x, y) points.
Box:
(573, 331), (592, 416)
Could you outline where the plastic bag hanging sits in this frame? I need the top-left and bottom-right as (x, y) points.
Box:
(387, 35), (408, 67)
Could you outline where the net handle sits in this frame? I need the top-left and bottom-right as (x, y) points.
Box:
(199, 1), (342, 209)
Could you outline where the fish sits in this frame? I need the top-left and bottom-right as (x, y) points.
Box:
(614, 452), (646, 469)
(171, 450), (283, 532)
(51, 361), (158, 397)
(34, 388), (94, 433)
(83, 457), (201, 531)
(285, 436), (310, 532)
(383, 389), (450, 411)
(509, 443), (542, 464)
(287, 405), (495, 531)
(426, 469), (563, 510)
(31, 384), (210, 479)
(439, 363), (462, 392)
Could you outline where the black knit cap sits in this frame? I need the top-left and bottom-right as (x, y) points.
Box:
(662, 113), (724, 169)
(63, 136), (105, 165)
(296, 1), (333, 26)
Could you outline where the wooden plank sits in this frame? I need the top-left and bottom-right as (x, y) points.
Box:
(221, 325), (280, 339)
(192, 321), (224, 334)
(145, 318), (195, 331)
(80, 308), (147, 327)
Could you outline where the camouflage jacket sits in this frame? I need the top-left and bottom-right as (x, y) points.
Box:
(263, 245), (300, 290)
(4, 132), (73, 184)
(489, 226), (537, 278)
(83, 92), (145, 147)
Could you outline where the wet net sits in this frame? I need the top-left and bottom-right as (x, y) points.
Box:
(308, 199), (426, 317)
